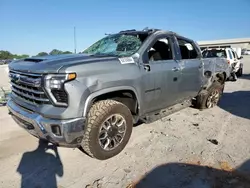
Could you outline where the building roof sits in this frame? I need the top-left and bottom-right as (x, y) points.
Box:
(197, 38), (250, 46)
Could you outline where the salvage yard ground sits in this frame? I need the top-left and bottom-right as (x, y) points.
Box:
(0, 56), (250, 188)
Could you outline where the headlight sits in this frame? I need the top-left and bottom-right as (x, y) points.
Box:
(44, 73), (76, 89)
(44, 73), (76, 106)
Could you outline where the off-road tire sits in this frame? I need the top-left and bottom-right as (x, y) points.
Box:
(236, 67), (243, 77)
(81, 99), (133, 160)
(195, 81), (224, 110)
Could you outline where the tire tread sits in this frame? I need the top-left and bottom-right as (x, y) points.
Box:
(196, 81), (224, 110)
(81, 99), (132, 159)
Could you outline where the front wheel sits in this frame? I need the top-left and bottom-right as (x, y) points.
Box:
(81, 99), (133, 160)
(195, 81), (224, 110)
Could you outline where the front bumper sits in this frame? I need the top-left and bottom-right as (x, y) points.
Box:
(7, 99), (85, 147)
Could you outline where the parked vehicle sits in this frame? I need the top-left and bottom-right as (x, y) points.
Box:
(0, 59), (13, 65)
(7, 28), (230, 160)
(202, 47), (243, 79)
(242, 49), (250, 55)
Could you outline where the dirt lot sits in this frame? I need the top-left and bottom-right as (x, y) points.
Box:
(0, 57), (250, 188)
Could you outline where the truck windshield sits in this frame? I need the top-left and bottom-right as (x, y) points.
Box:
(83, 33), (148, 57)
(202, 49), (227, 58)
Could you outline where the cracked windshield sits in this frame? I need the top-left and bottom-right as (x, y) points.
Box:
(83, 34), (146, 57)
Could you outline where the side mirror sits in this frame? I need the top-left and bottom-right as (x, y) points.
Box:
(132, 53), (140, 64)
(239, 56), (243, 59)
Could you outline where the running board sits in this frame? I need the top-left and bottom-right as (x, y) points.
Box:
(141, 100), (192, 124)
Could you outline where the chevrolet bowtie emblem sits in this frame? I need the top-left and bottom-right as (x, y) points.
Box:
(10, 73), (21, 83)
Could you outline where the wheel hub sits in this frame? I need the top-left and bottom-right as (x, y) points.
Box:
(107, 126), (118, 138)
(98, 114), (126, 151)
(206, 89), (220, 108)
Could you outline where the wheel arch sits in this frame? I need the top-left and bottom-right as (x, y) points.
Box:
(83, 86), (140, 117)
(215, 71), (227, 84)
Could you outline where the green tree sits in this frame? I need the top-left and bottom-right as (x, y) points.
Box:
(49, 49), (63, 55)
(117, 35), (141, 51)
(14, 54), (29, 59)
(0, 50), (13, 59)
(37, 52), (49, 56)
(62, 51), (73, 54)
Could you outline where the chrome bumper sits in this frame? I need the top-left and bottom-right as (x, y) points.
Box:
(7, 99), (85, 147)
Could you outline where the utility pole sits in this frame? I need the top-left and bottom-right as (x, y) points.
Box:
(74, 26), (77, 54)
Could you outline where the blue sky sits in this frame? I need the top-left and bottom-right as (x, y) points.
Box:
(1, 0), (250, 55)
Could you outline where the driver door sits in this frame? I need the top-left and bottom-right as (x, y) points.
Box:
(141, 35), (182, 113)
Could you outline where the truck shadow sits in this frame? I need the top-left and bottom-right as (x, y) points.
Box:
(16, 139), (63, 188)
(241, 74), (250, 80)
(218, 90), (250, 120)
(131, 160), (250, 188)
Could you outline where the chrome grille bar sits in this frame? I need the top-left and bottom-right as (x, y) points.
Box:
(11, 87), (50, 102)
(11, 81), (44, 94)
(9, 72), (41, 87)
(11, 92), (38, 106)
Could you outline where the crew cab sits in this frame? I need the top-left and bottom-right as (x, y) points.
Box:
(7, 28), (230, 160)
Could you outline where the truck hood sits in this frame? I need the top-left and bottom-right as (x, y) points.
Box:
(8, 54), (118, 74)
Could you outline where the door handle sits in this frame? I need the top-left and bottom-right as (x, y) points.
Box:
(172, 67), (180, 72)
(144, 64), (151, 72)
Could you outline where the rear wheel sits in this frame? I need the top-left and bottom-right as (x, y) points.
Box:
(195, 81), (224, 110)
(81, 99), (133, 160)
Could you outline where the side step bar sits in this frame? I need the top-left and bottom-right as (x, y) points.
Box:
(141, 100), (192, 124)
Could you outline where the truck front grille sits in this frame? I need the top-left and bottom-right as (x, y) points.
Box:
(9, 71), (51, 105)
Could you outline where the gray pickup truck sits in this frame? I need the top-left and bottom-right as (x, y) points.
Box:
(7, 28), (230, 160)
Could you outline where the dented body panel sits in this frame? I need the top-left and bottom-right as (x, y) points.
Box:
(202, 58), (230, 88)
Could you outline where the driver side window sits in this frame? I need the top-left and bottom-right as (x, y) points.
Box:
(147, 38), (173, 62)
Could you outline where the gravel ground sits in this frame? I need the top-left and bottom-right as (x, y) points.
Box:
(0, 56), (250, 188)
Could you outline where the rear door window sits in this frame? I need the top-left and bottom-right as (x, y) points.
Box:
(227, 50), (233, 59)
(176, 38), (198, 59)
(231, 50), (236, 59)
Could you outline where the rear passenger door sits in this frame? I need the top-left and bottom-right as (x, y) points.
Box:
(173, 37), (203, 100)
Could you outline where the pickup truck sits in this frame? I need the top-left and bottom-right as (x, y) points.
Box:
(202, 47), (243, 80)
(7, 28), (230, 160)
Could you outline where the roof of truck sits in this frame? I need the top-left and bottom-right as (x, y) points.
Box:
(118, 27), (179, 36)
(108, 28), (196, 44)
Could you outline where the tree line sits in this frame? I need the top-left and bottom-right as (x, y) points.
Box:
(0, 49), (73, 60)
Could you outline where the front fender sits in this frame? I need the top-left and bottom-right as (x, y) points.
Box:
(82, 86), (140, 117)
